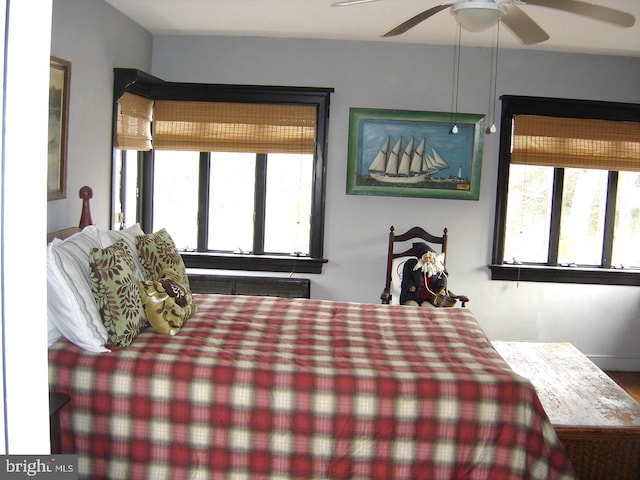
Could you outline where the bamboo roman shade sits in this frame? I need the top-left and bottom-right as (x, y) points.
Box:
(115, 92), (153, 151)
(511, 114), (640, 172)
(153, 101), (317, 154)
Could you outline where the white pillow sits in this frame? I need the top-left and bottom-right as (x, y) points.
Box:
(47, 225), (110, 352)
(390, 256), (411, 305)
(47, 318), (62, 345)
(97, 224), (146, 280)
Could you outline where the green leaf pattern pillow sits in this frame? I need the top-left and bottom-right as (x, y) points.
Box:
(135, 229), (190, 288)
(89, 239), (148, 347)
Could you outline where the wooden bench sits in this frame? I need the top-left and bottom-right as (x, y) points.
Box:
(492, 341), (640, 480)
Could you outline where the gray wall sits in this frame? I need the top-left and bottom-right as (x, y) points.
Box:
(48, 0), (152, 232)
(49, 0), (640, 370)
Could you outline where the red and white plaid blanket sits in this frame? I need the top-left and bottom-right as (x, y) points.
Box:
(49, 294), (575, 479)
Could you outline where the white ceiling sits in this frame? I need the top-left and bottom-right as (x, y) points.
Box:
(103, 0), (640, 57)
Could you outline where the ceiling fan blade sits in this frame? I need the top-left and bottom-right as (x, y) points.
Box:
(331, 0), (381, 6)
(524, 0), (635, 27)
(502, 3), (550, 44)
(382, 4), (450, 37)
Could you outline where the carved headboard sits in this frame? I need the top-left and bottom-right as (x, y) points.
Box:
(47, 186), (94, 242)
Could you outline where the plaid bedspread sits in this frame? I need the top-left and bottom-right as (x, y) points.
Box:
(49, 294), (575, 479)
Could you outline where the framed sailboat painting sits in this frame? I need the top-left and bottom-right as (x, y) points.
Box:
(346, 108), (485, 200)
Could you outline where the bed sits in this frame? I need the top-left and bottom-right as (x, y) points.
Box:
(47, 190), (575, 479)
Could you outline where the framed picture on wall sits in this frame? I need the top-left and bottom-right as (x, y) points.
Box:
(346, 108), (485, 200)
(48, 56), (71, 201)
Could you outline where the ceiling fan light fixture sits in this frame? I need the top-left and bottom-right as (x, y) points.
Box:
(452, 2), (506, 32)
(331, 0), (378, 6)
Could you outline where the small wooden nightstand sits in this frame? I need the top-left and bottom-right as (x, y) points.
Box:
(49, 392), (70, 454)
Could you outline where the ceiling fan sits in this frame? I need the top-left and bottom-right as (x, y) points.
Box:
(331, 0), (636, 45)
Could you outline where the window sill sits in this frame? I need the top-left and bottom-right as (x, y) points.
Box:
(488, 264), (640, 286)
(181, 252), (327, 274)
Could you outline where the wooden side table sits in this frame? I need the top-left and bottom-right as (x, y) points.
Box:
(49, 392), (70, 454)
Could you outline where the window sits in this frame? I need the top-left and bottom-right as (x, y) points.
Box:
(490, 96), (640, 286)
(112, 69), (333, 273)
(151, 150), (313, 255)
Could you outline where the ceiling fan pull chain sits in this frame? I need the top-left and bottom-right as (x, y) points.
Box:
(450, 24), (462, 134)
(486, 20), (500, 134)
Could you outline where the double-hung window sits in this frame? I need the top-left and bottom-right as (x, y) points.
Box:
(490, 95), (640, 286)
(112, 69), (333, 273)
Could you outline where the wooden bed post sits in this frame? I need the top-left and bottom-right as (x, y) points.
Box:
(79, 186), (93, 229)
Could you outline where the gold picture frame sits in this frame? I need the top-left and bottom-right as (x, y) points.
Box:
(48, 56), (71, 201)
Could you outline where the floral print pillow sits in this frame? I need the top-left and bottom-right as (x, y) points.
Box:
(140, 268), (197, 335)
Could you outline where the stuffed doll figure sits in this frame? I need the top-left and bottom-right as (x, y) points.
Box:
(399, 242), (448, 306)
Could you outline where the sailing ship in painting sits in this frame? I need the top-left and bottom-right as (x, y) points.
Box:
(368, 136), (464, 184)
